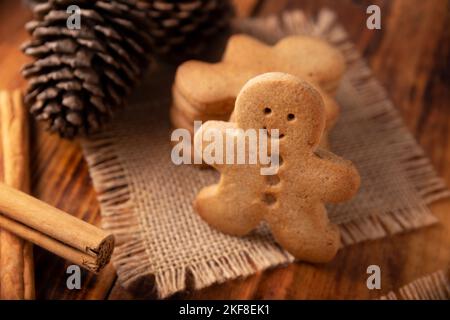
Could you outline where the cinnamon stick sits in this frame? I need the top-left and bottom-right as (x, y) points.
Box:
(0, 90), (34, 299)
(0, 183), (115, 273)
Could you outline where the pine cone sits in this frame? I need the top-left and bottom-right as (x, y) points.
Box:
(22, 0), (153, 138)
(147, 0), (234, 61)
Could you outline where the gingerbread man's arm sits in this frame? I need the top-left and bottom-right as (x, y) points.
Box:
(194, 120), (238, 172)
(311, 148), (361, 203)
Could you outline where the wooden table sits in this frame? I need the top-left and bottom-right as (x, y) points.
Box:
(0, 0), (448, 299)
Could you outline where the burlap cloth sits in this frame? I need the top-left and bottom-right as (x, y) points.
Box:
(380, 270), (449, 300)
(82, 10), (450, 298)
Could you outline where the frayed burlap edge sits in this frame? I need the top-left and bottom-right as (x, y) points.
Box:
(380, 270), (450, 300)
(82, 9), (450, 298)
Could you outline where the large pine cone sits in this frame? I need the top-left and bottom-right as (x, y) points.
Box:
(147, 0), (234, 60)
(22, 0), (153, 138)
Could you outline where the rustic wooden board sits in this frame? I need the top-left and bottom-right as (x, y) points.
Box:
(0, 0), (448, 299)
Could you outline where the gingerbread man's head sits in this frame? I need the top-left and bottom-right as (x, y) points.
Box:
(234, 72), (326, 153)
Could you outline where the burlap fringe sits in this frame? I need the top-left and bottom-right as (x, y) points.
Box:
(380, 270), (450, 300)
(82, 10), (449, 297)
(82, 134), (148, 288)
(157, 243), (291, 298)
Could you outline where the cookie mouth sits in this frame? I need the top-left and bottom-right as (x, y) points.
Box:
(264, 127), (285, 139)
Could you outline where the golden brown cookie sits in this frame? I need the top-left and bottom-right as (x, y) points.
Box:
(193, 73), (360, 263)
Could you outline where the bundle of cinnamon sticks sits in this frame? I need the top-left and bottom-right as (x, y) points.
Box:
(0, 90), (114, 300)
(0, 90), (34, 299)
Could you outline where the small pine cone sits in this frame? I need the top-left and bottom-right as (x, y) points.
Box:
(22, 0), (153, 138)
(147, 0), (234, 61)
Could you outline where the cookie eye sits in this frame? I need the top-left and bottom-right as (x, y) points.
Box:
(264, 107), (271, 115)
(287, 113), (295, 121)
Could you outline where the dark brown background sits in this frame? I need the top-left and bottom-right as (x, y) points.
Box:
(0, 0), (448, 299)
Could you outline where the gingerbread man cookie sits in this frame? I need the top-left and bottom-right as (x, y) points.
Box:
(194, 73), (360, 263)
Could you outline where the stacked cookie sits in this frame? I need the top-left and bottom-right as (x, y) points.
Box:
(171, 34), (346, 147)
(171, 84), (230, 137)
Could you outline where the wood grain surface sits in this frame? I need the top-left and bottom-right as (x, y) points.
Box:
(0, 0), (448, 300)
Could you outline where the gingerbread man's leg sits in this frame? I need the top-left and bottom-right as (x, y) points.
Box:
(267, 201), (340, 263)
(194, 183), (262, 237)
